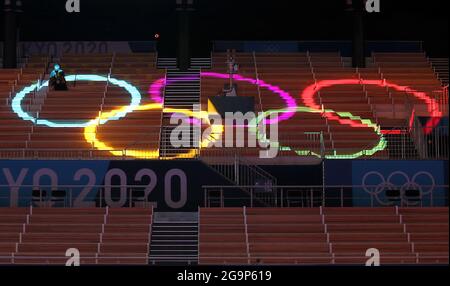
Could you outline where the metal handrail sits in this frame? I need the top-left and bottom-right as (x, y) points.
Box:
(410, 116), (426, 158)
(243, 206), (250, 263)
(201, 184), (449, 189)
(158, 68), (168, 156)
(0, 253), (447, 265)
(202, 185), (449, 208)
(252, 51), (264, 116)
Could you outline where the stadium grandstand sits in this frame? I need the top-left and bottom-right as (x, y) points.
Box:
(0, 0), (448, 268)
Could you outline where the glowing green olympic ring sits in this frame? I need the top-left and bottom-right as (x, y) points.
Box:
(249, 106), (387, 159)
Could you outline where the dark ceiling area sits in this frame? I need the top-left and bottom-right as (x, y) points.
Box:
(1, 0), (448, 56)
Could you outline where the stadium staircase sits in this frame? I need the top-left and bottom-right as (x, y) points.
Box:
(430, 58), (449, 85)
(202, 155), (278, 207)
(160, 69), (202, 158)
(190, 57), (212, 70)
(149, 212), (198, 265)
(157, 57), (178, 70)
(162, 69), (201, 110)
(157, 57), (212, 70)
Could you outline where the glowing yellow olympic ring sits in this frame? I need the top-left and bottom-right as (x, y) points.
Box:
(84, 103), (224, 159)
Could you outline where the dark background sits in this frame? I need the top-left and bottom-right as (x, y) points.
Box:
(1, 0), (448, 56)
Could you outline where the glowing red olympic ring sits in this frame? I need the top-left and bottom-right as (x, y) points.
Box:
(300, 79), (442, 134)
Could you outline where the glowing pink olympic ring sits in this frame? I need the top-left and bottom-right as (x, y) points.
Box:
(300, 79), (443, 134)
(149, 78), (166, 104)
(149, 72), (298, 125)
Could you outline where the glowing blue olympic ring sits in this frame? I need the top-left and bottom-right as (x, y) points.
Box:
(11, 75), (142, 128)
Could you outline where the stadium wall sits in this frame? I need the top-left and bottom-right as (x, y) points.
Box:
(213, 40), (424, 55)
(0, 160), (230, 210)
(0, 159), (447, 209)
(0, 40), (424, 58)
(325, 160), (448, 207)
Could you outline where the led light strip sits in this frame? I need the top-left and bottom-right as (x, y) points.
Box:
(300, 79), (443, 134)
(148, 72), (298, 125)
(9, 73), (440, 159)
(250, 106), (387, 159)
(84, 103), (224, 159)
(11, 75), (142, 128)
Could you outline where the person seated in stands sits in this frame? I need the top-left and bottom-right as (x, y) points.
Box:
(232, 62), (239, 74)
(49, 63), (68, 91)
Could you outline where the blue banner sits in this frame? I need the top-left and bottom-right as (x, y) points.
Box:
(0, 160), (229, 211)
(352, 160), (447, 206)
(244, 41), (299, 53)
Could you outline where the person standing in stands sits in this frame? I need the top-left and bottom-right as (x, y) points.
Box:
(49, 63), (68, 91)
(227, 56), (236, 86)
(222, 56), (238, 97)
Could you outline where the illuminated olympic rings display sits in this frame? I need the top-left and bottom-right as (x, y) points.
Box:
(9, 73), (443, 159)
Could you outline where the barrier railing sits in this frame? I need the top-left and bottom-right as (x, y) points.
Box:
(0, 148), (161, 160)
(0, 254), (154, 266)
(252, 51), (264, 116)
(2, 183), (446, 208)
(212, 41), (424, 55)
(202, 185), (449, 208)
(439, 85), (449, 115)
(410, 125), (448, 159)
(0, 184), (160, 208)
(0, 136), (446, 161)
(201, 148), (278, 208)
(1, 253), (447, 265)
(0, 123), (447, 160)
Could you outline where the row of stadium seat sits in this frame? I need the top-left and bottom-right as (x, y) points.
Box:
(0, 54), (164, 158)
(200, 52), (445, 159)
(198, 207), (449, 265)
(0, 206), (447, 265)
(0, 52), (447, 159)
(0, 207), (153, 265)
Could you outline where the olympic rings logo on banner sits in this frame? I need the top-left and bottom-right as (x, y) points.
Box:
(361, 171), (436, 205)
